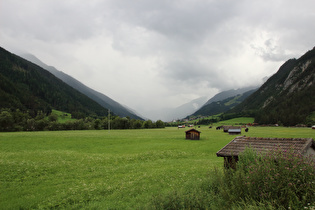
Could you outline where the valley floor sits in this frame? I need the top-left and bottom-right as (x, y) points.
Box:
(0, 126), (314, 209)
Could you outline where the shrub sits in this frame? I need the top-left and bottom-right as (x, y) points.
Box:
(214, 146), (315, 209)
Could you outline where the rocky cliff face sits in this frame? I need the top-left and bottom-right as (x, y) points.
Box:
(228, 47), (315, 126)
(282, 60), (313, 94)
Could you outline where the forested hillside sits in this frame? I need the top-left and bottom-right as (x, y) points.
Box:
(188, 89), (257, 117)
(228, 47), (315, 126)
(0, 47), (109, 119)
(21, 54), (143, 120)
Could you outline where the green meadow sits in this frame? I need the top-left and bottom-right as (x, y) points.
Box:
(49, 109), (76, 123)
(1, 126), (314, 209)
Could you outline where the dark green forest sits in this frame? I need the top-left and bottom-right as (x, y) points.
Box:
(21, 53), (142, 120)
(0, 47), (109, 118)
(0, 47), (166, 131)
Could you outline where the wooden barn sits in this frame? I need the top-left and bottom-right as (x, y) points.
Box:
(223, 126), (241, 133)
(216, 136), (315, 168)
(185, 129), (201, 140)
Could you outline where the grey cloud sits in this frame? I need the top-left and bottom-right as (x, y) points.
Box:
(1, 0), (315, 115)
(159, 55), (228, 91)
(102, 0), (246, 88)
(251, 39), (296, 62)
(106, 0), (239, 42)
(0, 1), (100, 42)
(161, 58), (209, 82)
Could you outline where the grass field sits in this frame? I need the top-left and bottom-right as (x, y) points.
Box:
(50, 109), (76, 123)
(1, 126), (314, 209)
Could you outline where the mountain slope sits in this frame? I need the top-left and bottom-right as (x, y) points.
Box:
(189, 88), (257, 117)
(168, 96), (208, 120)
(0, 46), (109, 118)
(229, 47), (315, 126)
(204, 86), (258, 106)
(20, 54), (143, 120)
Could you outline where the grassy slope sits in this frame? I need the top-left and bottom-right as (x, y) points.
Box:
(50, 109), (76, 123)
(0, 127), (314, 209)
(215, 117), (255, 125)
(186, 117), (254, 125)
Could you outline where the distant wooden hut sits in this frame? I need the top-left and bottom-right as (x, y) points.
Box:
(223, 126), (241, 133)
(185, 129), (201, 140)
(216, 136), (315, 168)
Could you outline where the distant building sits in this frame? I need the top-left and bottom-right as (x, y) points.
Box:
(216, 136), (315, 168)
(223, 126), (241, 133)
(185, 129), (201, 140)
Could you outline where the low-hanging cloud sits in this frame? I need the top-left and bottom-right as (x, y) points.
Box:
(1, 0), (315, 119)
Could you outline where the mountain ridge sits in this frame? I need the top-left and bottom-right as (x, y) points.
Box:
(203, 86), (259, 106)
(20, 54), (143, 120)
(228, 47), (315, 126)
(187, 88), (258, 118)
(0, 46), (109, 118)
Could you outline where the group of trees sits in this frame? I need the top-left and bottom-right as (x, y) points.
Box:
(0, 109), (165, 132)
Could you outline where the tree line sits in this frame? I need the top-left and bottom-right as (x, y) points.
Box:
(0, 109), (165, 132)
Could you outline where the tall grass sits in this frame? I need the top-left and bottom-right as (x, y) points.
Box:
(149, 146), (315, 209)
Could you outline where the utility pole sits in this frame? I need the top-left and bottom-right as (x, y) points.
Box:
(108, 109), (110, 132)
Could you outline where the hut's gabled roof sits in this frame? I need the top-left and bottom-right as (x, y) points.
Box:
(185, 128), (201, 133)
(216, 136), (315, 157)
(228, 129), (241, 132)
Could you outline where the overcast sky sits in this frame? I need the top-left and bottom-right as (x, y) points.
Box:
(1, 0), (315, 118)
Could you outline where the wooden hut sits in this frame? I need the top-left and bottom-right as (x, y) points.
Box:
(223, 126), (241, 133)
(216, 136), (315, 168)
(185, 129), (201, 140)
